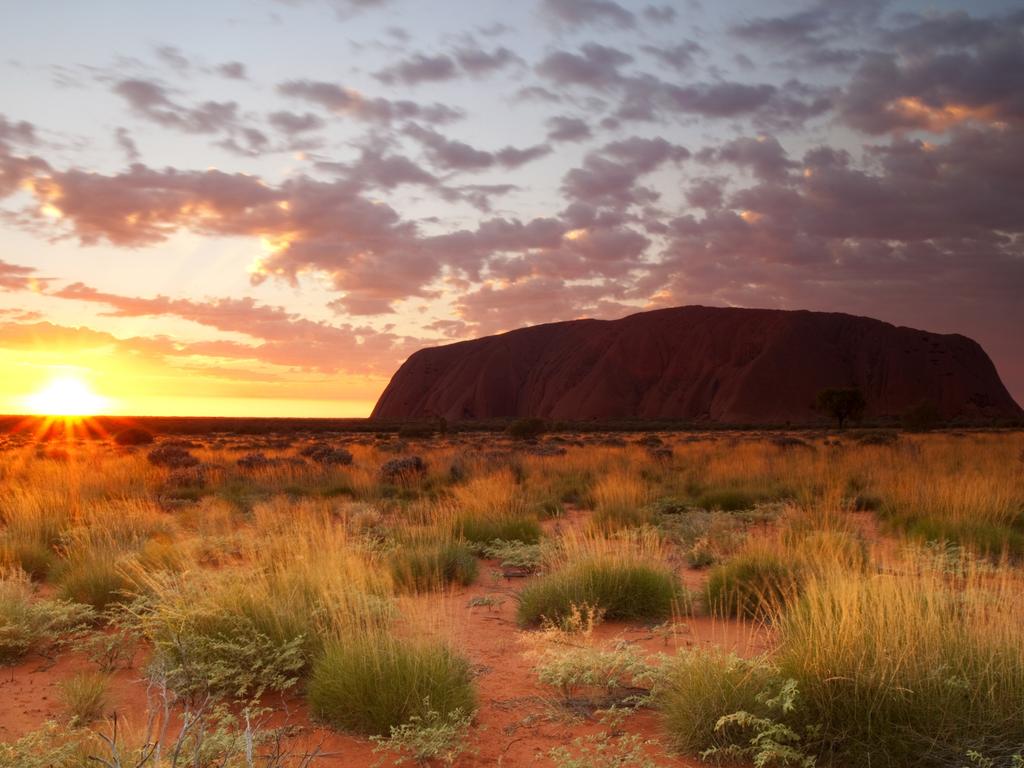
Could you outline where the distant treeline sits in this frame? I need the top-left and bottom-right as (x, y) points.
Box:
(0, 413), (1021, 438)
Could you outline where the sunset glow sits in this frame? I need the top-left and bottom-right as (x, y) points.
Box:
(0, 1), (1019, 416)
(23, 376), (110, 416)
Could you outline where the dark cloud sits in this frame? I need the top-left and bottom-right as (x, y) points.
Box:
(699, 136), (797, 181)
(536, 44), (633, 90)
(375, 53), (457, 86)
(541, 0), (636, 30)
(113, 79), (240, 134)
(216, 61), (248, 80)
(0, 116), (37, 150)
(277, 79), (463, 124)
(405, 124), (551, 172)
(537, 44), (832, 128)
(267, 110), (325, 135)
(641, 41), (704, 72)
(643, 5), (677, 24)
(731, 0), (884, 68)
(841, 10), (1024, 134)
(453, 45), (523, 76)
(546, 115), (592, 142)
(114, 127), (140, 162)
(155, 45), (191, 73)
(562, 136), (689, 208)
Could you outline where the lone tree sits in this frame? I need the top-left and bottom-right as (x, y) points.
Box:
(817, 387), (866, 429)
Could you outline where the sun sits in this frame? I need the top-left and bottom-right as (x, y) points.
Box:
(24, 376), (110, 416)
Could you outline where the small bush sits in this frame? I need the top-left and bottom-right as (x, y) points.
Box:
(508, 417), (546, 440)
(300, 444), (354, 466)
(481, 539), (544, 572)
(308, 636), (476, 736)
(389, 540), (478, 593)
(147, 444), (199, 469)
(695, 487), (778, 512)
(143, 598), (307, 702)
(0, 578), (94, 664)
(58, 671), (109, 724)
(517, 559), (680, 626)
(902, 401), (942, 432)
(371, 703), (474, 766)
(380, 456), (427, 484)
(535, 640), (662, 709)
(113, 427), (154, 446)
(453, 513), (541, 545)
(705, 549), (800, 619)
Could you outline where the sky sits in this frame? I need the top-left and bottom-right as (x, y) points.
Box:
(0, 0), (1021, 417)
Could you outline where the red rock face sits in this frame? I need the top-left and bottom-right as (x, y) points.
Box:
(371, 306), (1022, 423)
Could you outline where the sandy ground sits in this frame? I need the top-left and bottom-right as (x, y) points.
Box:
(0, 506), (770, 766)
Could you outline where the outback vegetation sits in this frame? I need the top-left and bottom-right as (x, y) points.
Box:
(0, 424), (1021, 767)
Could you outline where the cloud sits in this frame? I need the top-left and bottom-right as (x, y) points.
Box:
(113, 79), (239, 134)
(840, 10), (1024, 133)
(114, 127), (141, 162)
(536, 45), (832, 128)
(375, 53), (457, 86)
(546, 115), (592, 142)
(216, 61), (248, 80)
(641, 41), (704, 72)
(454, 45), (523, 76)
(643, 5), (677, 24)
(0, 259), (48, 291)
(562, 136), (689, 208)
(699, 136), (797, 181)
(404, 124), (551, 172)
(50, 283), (406, 373)
(277, 79), (463, 124)
(267, 110), (325, 135)
(536, 44), (633, 90)
(541, 0), (636, 30)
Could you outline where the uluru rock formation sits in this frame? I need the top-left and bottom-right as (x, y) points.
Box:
(371, 306), (1022, 424)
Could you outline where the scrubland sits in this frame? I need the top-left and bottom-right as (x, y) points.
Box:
(0, 426), (1021, 767)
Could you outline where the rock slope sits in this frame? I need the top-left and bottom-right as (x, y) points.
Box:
(371, 306), (1021, 423)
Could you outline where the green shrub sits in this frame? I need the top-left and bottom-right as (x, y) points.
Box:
(480, 539), (544, 572)
(371, 703), (474, 766)
(453, 513), (541, 545)
(517, 559), (681, 626)
(695, 487), (779, 512)
(389, 541), (478, 593)
(705, 550), (800, 619)
(308, 636), (476, 736)
(508, 418), (546, 440)
(535, 640), (662, 709)
(0, 579), (94, 664)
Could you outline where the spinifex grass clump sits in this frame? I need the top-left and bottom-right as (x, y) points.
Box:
(517, 530), (682, 626)
(704, 546), (801, 619)
(0, 488), (73, 580)
(389, 538), (478, 593)
(878, 462), (1024, 557)
(308, 633), (477, 736)
(658, 649), (776, 755)
(448, 471), (542, 544)
(774, 563), (1024, 767)
(659, 555), (1024, 768)
(591, 470), (654, 529)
